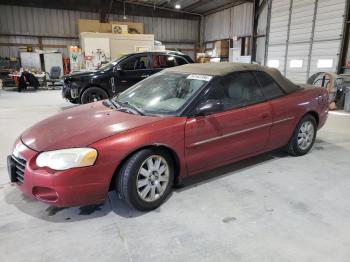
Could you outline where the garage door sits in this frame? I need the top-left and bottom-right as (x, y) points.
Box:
(266, 0), (346, 83)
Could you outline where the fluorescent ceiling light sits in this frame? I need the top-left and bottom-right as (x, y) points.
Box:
(175, 4), (181, 9)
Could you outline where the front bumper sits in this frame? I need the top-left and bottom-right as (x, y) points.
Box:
(7, 139), (113, 207)
(62, 83), (79, 101)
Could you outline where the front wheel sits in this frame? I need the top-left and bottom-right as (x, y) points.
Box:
(80, 87), (108, 104)
(287, 114), (317, 156)
(116, 149), (174, 211)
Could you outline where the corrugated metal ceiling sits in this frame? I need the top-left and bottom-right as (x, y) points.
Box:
(0, 0), (253, 16)
(127, 0), (252, 14)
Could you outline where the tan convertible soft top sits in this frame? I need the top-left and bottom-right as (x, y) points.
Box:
(164, 62), (299, 94)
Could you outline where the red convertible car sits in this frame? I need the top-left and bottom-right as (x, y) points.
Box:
(7, 63), (328, 211)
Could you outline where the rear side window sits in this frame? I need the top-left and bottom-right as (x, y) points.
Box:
(151, 55), (176, 68)
(207, 71), (264, 110)
(175, 57), (188, 65)
(255, 72), (284, 99)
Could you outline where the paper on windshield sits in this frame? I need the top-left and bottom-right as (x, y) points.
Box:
(187, 74), (213, 81)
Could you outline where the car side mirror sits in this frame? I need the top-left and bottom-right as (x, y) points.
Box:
(114, 65), (122, 73)
(195, 99), (223, 116)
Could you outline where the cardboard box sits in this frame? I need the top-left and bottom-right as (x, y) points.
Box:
(213, 40), (229, 57)
(214, 40), (229, 49)
(198, 57), (211, 63)
(78, 19), (144, 34)
(215, 48), (228, 57)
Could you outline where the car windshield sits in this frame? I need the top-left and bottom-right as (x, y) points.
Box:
(113, 72), (212, 115)
(99, 55), (128, 70)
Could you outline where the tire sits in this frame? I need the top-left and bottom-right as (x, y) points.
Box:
(69, 98), (79, 104)
(287, 114), (317, 156)
(80, 87), (108, 104)
(116, 149), (174, 211)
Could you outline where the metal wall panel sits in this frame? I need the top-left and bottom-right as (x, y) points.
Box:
(284, 0), (314, 83)
(266, 0), (290, 72)
(268, 0), (290, 45)
(308, 0), (346, 75)
(203, 8), (231, 42)
(203, 3), (253, 42)
(231, 3), (253, 37)
(0, 5), (99, 36)
(266, 0), (347, 83)
(309, 40), (341, 76)
(257, 2), (268, 35)
(110, 14), (198, 42)
(267, 45), (287, 72)
(286, 43), (310, 83)
(0, 5), (198, 58)
(313, 0), (346, 41)
(288, 0), (314, 43)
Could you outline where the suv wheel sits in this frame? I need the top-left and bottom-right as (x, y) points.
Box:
(81, 87), (108, 104)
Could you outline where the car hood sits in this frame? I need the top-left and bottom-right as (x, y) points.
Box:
(64, 70), (107, 80)
(21, 101), (161, 152)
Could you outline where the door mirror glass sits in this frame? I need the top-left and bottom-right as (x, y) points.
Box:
(195, 99), (223, 116)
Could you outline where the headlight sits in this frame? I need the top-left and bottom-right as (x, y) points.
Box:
(36, 148), (98, 171)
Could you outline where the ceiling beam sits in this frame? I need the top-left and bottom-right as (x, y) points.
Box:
(0, 0), (200, 20)
(182, 0), (207, 12)
(203, 0), (253, 16)
(100, 0), (114, 23)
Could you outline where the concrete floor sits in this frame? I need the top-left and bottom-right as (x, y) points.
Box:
(1, 89), (350, 262)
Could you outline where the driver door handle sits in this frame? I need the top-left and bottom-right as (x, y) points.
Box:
(141, 74), (150, 78)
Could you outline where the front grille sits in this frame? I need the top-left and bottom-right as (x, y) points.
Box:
(11, 155), (27, 184)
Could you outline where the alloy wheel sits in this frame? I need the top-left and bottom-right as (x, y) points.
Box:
(297, 120), (315, 150)
(136, 155), (170, 202)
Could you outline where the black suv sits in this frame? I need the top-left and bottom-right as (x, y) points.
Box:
(62, 51), (193, 104)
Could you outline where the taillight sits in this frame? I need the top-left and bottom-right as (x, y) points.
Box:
(318, 89), (329, 109)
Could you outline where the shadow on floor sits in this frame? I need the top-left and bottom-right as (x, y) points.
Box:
(4, 139), (334, 223)
(2, 86), (61, 92)
(175, 148), (288, 193)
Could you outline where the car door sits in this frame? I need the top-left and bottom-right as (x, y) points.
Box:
(254, 71), (297, 150)
(185, 71), (272, 175)
(115, 54), (153, 92)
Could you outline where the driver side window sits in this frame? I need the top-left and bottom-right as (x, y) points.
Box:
(207, 71), (264, 111)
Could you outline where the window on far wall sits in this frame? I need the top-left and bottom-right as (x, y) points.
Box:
(267, 59), (279, 68)
(289, 59), (303, 68)
(317, 59), (333, 68)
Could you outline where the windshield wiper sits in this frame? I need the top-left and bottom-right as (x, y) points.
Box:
(119, 101), (144, 115)
(109, 99), (144, 115)
(103, 99), (117, 109)
(109, 99), (121, 109)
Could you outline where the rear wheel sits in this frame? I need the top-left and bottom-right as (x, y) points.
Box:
(116, 149), (174, 211)
(287, 114), (317, 156)
(80, 87), (108, 104)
